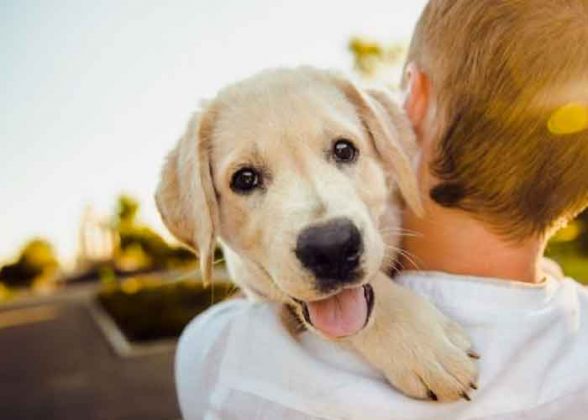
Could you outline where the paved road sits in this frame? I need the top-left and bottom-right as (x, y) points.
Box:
(0, 286), (180, 420)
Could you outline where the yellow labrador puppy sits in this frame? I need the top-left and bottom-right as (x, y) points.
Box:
(156, 67), (478, 401)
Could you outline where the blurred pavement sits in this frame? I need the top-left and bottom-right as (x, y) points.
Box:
(0, 285), (180, 420)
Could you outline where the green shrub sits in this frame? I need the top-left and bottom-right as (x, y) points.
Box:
(547, 213), (588, 284)
(98, 277), (237, 342)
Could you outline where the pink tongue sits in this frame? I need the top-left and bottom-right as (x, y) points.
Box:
(306, 287), (367, 338)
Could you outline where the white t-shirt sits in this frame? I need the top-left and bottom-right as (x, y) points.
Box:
(175, 268), (588, 419)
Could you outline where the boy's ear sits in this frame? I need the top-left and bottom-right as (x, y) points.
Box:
(331, 74), (424, 216)
(403, 63), (430, 134)
(155, 108), (219, 285)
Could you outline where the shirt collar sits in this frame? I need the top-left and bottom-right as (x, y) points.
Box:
(394, 269), (562, 313)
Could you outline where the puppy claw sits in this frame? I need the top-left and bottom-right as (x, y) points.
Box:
(461, 392), (471, 401)
(467, 350), (481, 359)
(427, 389), (438, 401)
(470, 382), (478, 390)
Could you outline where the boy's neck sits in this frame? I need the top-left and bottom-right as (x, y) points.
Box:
(401, 204), (546, 284)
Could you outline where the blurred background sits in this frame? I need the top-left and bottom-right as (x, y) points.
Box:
(1, 1), (586, 419)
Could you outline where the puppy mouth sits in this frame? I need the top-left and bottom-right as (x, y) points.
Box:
(294, 284), (374, 338)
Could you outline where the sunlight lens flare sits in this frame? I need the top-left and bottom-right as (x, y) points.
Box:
(548, 103), (588, 136)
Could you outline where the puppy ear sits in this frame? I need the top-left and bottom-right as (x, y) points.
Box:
(155, 108), (219, 285)
(331, 75), (424, 216)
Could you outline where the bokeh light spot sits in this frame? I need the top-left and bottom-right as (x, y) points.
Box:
(548, 103), (588, 135)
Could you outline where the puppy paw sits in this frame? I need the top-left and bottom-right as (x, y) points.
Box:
(382, 317), (479, 402)
(347, 275), (479, 402)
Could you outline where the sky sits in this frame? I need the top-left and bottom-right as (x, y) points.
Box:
(0, 0), (427, 265)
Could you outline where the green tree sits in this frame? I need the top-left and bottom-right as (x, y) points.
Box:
(0, 239), (59, 288)
(349, 37), (404, 80)
(115, 194), (139, 227)
(112, 195), (196, 271)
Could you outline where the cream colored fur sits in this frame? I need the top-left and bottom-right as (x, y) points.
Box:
(156, 67), (478, 401)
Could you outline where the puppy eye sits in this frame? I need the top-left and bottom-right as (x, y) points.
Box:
(333, 139), (358, 163)
(230, 167), (261, 194)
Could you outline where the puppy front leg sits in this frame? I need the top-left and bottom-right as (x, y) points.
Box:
(345, 273), (478, 401)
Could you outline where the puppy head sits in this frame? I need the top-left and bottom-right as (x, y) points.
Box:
(156, 68), (422, 338)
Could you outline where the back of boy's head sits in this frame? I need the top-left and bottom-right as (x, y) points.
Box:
(406, 0), (588, 240)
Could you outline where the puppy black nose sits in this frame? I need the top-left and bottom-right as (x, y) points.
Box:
(295, 218), (363, 290)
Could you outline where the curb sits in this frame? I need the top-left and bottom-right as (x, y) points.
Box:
(86, 299), (177, 358)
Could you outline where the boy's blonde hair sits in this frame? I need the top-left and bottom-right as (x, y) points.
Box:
(406, 0), (588, 239)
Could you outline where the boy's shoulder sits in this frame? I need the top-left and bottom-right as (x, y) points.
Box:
(176, 272), (588, 419)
